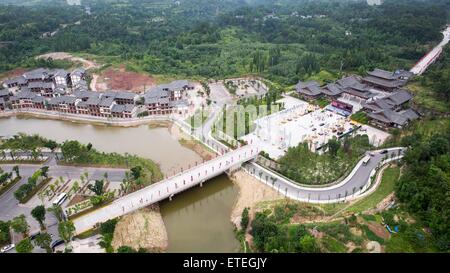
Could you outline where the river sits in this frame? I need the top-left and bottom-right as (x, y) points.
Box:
(0, 116), (240, 252)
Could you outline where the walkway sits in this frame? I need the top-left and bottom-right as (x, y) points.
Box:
(242, 147), (405, 203)
(72, 145), (259, 234)
(410, 26), (450, 75)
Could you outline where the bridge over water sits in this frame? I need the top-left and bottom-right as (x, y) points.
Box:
(73, 145), (258, 234)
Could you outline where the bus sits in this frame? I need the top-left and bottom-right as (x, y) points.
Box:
(53, 193), (67, 206)
(362, 155), (371, 166)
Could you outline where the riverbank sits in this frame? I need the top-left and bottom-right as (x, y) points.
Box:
(229, 170), (283, 229)
(169, 124), (216, 161)
(111, 204), (168, 252)
(0, 109), (187, 128)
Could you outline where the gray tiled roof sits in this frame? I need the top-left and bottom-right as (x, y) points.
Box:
(99, 97), (115, 107)
(383, 89), (412, 106)
(11, 91), (36, 100)
(111, 104), (125, 113)
(70, 68), (85, 77)
(367, 68), (397, 80)
(74, 91), (99, 100)
(76, 101), (88, 108)
(322, 83), (343, 96)
(0, 89), (9, 97)
(295, 81), (319, 91)
(123, 104), (136, 112)
(104, 91), (136, 100)
(28, 81), (54, 89)
(368, 108), (418, 126)
(32, 96), (45, 103)
(363, 99), (393, 112)
(368, 109), (408, 126)
(23, 68), (50, 80)
(4, 76), (27, 85)
(362, 75), (403, 88)
(50, 69), (68, 78)
(169, 99), (188, 107)
(86, 97), (101, 106)
(398, 108), (419, 121)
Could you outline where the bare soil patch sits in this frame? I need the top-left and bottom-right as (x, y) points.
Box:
(0, 68), (27, 81)
(111, 204), (168, 252)
(94, 67), (156, 92)
(36, 52), (100, 69)
(367, 221), (390, 240)
(67, 194), (88, 207)
(230, 171), (283, 228)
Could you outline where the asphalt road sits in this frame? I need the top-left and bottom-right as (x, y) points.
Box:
(0, 163), (127, 253)
(245, 147), (405, 203)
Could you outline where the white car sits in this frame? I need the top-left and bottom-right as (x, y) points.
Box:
(0, 244), (15, 253)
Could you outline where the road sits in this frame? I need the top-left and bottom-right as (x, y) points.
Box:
(72, 145), (258, 234)
(0, 163), (127, 252)
(410, 25), (450, 75)
(244, 147), (404, 203)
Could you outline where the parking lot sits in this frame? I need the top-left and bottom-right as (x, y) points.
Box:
(241, 97), (391, 159)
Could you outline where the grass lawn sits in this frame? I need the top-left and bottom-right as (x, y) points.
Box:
(345, 166), (400, 213)
(350, 111), (369, 124)
(320, 236), (347, 253)
(312, 97), (331, 108)
(278, 134), (372, 185)
(408, 117), (450, 138)
(305, 70), (339, 85)
(407, 82), (449, 113)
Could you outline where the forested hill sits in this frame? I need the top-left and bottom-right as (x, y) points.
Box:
(0, 0), (449, 84)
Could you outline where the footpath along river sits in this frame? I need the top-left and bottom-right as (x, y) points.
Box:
(0, 116), (240, 252)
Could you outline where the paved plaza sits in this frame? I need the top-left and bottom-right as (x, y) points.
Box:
(241, 96), (390, 159)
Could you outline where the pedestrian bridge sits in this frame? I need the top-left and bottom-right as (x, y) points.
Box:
(72, 145), (259, 234)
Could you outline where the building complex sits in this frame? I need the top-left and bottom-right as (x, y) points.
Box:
(295, 68), (419, 129)
(0, 68), (193, 119)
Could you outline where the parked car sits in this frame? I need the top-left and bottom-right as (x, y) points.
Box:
(369, 152), (375, 157)
(380, 150), (388, 154)
(0, 244), (15, 253)
(51, 239), (65, 252)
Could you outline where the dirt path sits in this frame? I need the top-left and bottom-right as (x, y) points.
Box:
(230, 170), (283, 228)
(111, 204), (168, 252)
(36, 52), (100, 69)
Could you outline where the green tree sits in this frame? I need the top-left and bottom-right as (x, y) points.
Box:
(31, 205), (46, 230)
(10, 214), (29, 236)
(241, 207), (250, 231)
(299, 235), (320, 253)
(12, 165), (20, 178)
(16, 238), (34, 253)
(44, 140), (58, 152)
(58, 221), (75, 246)
(88, 180), (104, 196)
(0, 220), (11, 244)
(117, 246), (137, 253)
(34, 232), (52, 253)
(130, 166), (142, 180)
(48, 204), (64, 222)
(327, 137), (341, 157)
(40, 166), (49, 178)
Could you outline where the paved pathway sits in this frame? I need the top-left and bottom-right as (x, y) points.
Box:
(73, 145), (259, 234)
(243, 147), (404, 203)
(410, 26), (450, 75)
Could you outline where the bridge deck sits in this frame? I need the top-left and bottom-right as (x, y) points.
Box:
(73, 145), (258, 234)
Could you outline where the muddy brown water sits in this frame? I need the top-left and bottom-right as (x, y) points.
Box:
(0, 116), (240, 252)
